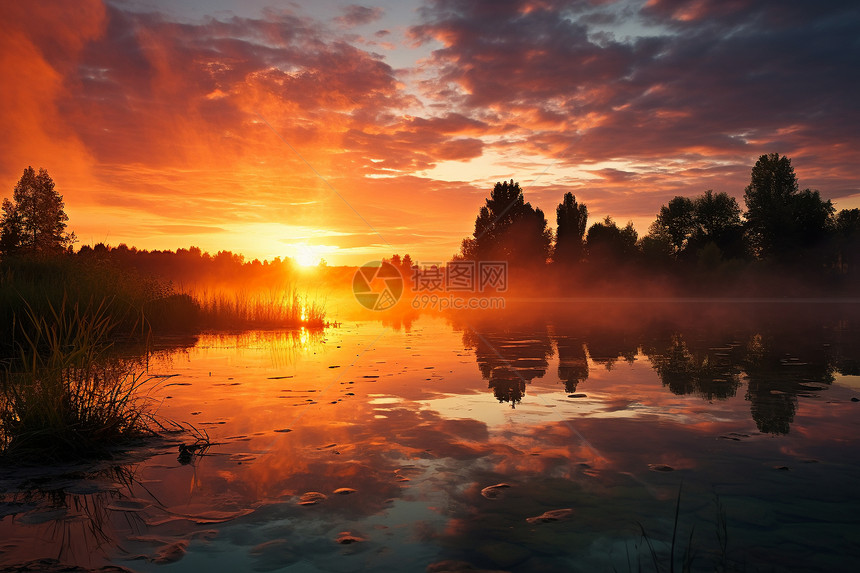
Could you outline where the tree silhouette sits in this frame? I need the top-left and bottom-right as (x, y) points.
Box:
(834, 209), (860, 275)
(646, 191), (744, 263)
(460, 180), (551, 266)
(650, 196), (695, 257)
(791, 189), (834, 252)
(743, 153), (799, 259)
(553, 192), (588, 265)
(382, 253), (416, 281)
(639, 233), (674, 267)
(1, 167), (74, 255)
(690, 190), (744, 257)
(0, 199), (24, 255)
(585, 217), (638, 264)
(742, 154), (838, 265)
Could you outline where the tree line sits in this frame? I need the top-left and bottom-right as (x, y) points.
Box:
(452, 153), (860, 290)
(3, 155), (859, 293)
(0, 167), (303, 287)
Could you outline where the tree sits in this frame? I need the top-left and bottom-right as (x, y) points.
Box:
(743, 153), (798, 258)
(460, 180), (551, 266)
(586, 217), (639, 264)
(649, 196), (695, 257)
(690, 190), (745, 258)
(639, 234), (674, 267)
(833, 208), (860, 275)
(1, 167), (74, 255)
(791, 189), (834, 249)
(553, 192), (588, 265)
(0, 198), (24, 255)
(692, 191), (741, 241)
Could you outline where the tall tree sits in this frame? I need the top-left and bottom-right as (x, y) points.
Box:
(586, 217), (639, 264)
(460, 180), (551, 265)
(791, 189), (834, 248)
(743, 153), (798, 258)
(0, 198), (24, 255)
(690, 190), (745, 258)
(553, 192), (588, 265)
(2, 167), (74, 255)
(693, 191), (741, 241)
(649, 196), (695, 257)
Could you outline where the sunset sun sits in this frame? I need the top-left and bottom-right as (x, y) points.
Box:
(291, 244), (325, 267)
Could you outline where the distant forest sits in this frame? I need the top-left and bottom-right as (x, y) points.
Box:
(74, 244), (298, 289)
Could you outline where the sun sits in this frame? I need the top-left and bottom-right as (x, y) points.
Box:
(291, 244), (325, 267)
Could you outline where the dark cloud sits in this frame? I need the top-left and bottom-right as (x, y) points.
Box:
(342, 115), (485, 173)
(51, 5), (411, 169)
(337, 4), (385, 27)
(412, 0), (860, 200)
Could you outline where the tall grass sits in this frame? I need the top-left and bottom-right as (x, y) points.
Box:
(1, 257), (327, 355)
(0, 257), (325, 462)
(0, 298), (160, 461)
(0, 256), (158, 354)
(629, 487), (736, 573)
(192, 287), (326, 329)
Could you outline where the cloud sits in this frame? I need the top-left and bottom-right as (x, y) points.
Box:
(336, 5), (385, 27)
(411, 0), (860, 208)
(1, 1), (501, 261)
(2, 0), (858, 262)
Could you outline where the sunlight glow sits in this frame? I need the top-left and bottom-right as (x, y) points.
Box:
(291, 243), (326, 267)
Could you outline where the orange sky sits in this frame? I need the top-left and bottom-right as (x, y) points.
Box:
(2, 0), (858, 265)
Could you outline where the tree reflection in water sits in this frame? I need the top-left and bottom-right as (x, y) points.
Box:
(462, 326), (552, 408)
(456, 303), (859, 434)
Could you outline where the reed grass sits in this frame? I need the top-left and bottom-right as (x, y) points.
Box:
(0, 256), (157, 354)
(0, 298), (160, 462)
(192, 287), (326, 329)
(628, 487), (736, 573)
(1, 257), (327, 354)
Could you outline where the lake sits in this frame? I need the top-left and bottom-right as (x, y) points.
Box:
(2, 302), (859, 572)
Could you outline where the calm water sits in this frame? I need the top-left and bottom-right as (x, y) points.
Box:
(2, 303), (859, 572)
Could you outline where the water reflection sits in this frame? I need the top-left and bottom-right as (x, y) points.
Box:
(554, 329), (588, 394)
(462, 325), (553, 407)
(0, 462), (155, 568)
(645, 333), (744, 399)
(455, 303), (860, 434)
(1, 305), (858, 572)
(154, 328), (325, 371)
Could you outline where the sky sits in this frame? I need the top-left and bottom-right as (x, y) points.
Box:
(2, 0), (859, 266)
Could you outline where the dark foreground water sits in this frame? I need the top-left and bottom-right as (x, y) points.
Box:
(2, 302), (859, 572)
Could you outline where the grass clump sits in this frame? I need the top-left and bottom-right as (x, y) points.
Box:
(193, 287), (326, 329)
(0, 297), (160, 462)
